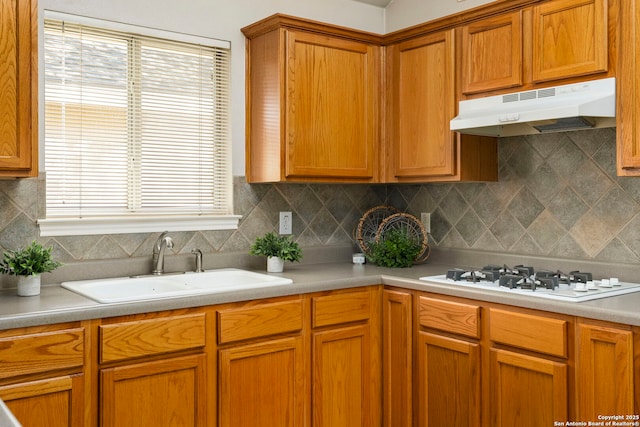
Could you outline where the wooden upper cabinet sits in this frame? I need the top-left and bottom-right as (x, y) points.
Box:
(532, 0), (608, 82)
(617, 0), (640, 174)
(243, 14), (381, 183)
(386, 30), (498, 182)
(386, 30), (456, 179)
(461, 11), (524, 94)
(0, 0), (37, 177)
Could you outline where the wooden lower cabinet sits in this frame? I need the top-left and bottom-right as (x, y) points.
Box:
(100, 354), (207, 427)
(382, 289), (412, 427)
(0, 324), (85, 427)
(490, 349), (567, 427)
(0, 374), (84, 427)
(415, 295), (481, 427)
(313, 324), (373, 426)
(417, 332), (480, 427)
(218, 336), (305, 427)
(576, 321), (635, 420)
(97, 311), (209, 427)
(311, 287), (381, 427)
(488, 308), (569, 427)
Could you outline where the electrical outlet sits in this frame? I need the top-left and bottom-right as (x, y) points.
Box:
(421, 212), (431, 234)
(279, 211), (292, 235)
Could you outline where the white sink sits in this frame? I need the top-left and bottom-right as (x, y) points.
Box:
(61, 268), (293, 303)
(181, 269), (293, 289)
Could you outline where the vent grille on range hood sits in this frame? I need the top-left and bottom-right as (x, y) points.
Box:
(450, 77), (616, 137)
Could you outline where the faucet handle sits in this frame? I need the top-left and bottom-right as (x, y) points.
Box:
(191, 248), (204, 273)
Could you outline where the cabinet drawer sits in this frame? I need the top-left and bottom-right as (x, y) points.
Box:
(0, 328), (84, 379)
(218, 299), (303, 344)
(489, 308), (567, 357)
(312, 289), (371, 328)
(100, 313), (206, 363)
(419, 296), (480, 338)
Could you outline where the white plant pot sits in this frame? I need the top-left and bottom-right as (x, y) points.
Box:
(17, 275), (41, 297)
(267, 256), (285, 273)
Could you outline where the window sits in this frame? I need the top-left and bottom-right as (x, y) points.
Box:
(38, 12), (239, 236)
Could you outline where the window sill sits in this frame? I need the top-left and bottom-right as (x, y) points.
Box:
(38, 214), (242, 237)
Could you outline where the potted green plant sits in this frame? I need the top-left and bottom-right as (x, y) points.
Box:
(0, 240), (62, 296)
(366, 227), (422, 268)
(250, 232), (302, 272)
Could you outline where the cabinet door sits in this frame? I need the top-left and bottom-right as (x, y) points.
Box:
(532, 0), (608, 82)
(576, 323), (634, 420)
(101, 354), (207, 427)
(285, 31), (379, 180)
(490, 349), (567, 427)
(382, 290), (412, 427)
(0, 0), (36, 176)
(417, 332), (480, 427)
(617, 0), (640, 173)
(313, 324), (375, 427)
(461, 11), (523, 94)
(0, 375), (83, 427)
(387, 30), (456, 179)
(219, 336), (306, 427)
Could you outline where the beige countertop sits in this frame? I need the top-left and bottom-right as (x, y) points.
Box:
(1, 259), (639, 330)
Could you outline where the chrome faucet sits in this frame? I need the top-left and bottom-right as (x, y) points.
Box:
(152, 231), (174, 275)
(191, 248), (204, 273)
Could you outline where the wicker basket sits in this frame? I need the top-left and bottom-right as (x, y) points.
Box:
(354, 206), (430, 264)
(354, 205), (400, 254)
(375, 212), (430, 264)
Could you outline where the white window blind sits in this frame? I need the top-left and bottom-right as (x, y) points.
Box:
(40, 14), (237, 235)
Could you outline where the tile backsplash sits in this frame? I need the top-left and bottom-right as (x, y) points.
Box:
(1, 128), (640, 266)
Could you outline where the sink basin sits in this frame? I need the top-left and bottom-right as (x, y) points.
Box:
(61, 268), (293, 303)
(181, 269), (293, 289)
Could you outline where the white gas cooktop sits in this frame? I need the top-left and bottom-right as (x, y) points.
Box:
(419, 274), (640, 302)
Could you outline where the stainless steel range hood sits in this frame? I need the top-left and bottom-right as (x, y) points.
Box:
(450, 77), (616, 137)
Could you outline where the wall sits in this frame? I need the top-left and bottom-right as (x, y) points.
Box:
(384, 0), (495, 33)
(3, 128), (640, 271)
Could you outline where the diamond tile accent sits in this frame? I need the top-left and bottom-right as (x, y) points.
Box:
(526, 162), (562, 205)
(507, 141), (544, 180)
(472, 186), (505, 227)
(595, 238), (639, 264)
(527, 210), (566, 253)
(546, 187), (588, 229)
(430, 208), (453, 244)
(567, 128), (612, 156)
(455, 209), (486, 247)
(567, 159), (613, 206)
(570, 211), (613, 256)
(548, 234), (589, 259)
(507, 187), (544, 228)
(489, 211), (526, 250)
(439, 188), (469, 225)
(546, 138), (587, 179)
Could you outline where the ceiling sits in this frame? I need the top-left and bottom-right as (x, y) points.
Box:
(352, 0), (393, 8)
